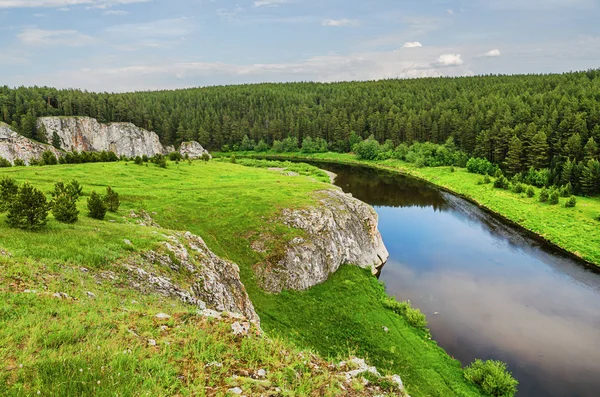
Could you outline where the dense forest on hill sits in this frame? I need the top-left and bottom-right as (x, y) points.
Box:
(3, 70), (600, 184)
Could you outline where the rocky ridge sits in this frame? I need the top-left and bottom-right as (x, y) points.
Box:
(256, 188), (389, 293)
(0, 122), (61, 164)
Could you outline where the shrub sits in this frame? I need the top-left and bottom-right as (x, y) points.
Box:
(52, 193), (78, 223)
(565, 196), (577, 208)
(526, 186), (535, 198)
(539, 188), (549, 203)
(254, 139), (269, 152)
(168, 152), (183, 161)
(513, 183), (524, 194)
(353, 137), (381, 160)
(0, 156), (12, 167)
(450, 166), (455, 173)
(493, 176), (510, 190)
(467, 157), (496, 175)
(382, 298), (428, 331)
(464, 359), (518, 397)
(154, 154), (167, 168)
(221, 144), (231, 153)
(0, 177), (19, 212)
(87, 191), (107, 220)
(230, 154), (237, 164)
(13, 158), (25, 167)
(549, 191), (560, 205)
(103, 186), (120, 212)
(41, 150), (58, 165)
(134, 156), (143, 165)
(142, 154), (149, 163)
(201, 153), (211, 162)
(6, 182), (50, 230)
(483, 175), (491, 184)
(560, 183), (573, 198)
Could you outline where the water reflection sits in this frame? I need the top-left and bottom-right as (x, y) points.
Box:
(318, 162), (600, 397)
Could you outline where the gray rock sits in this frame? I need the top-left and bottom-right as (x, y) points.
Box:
(256, 189), (389, 292)
(0, 122), (62, 165)
(154, 313), (171, 320)
(227, 387), (243, 395)
(37, 116), (168, 158)
(179, 141), (211, 159)
(231, 321), (251, 336)
(147, 339), (157, 346)
(256, 369), (267, 378)
(86, 291), (96, 298)
(123, 239), (133, 246)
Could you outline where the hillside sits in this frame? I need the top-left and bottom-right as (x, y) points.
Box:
(0, 160), (484, 396)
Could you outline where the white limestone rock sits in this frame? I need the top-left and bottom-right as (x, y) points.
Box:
(0, 122), (61, 165)
(179, 141), (211, 159)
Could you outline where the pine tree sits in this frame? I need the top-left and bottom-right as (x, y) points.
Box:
(103, 186), (120, 212)
(6, 182), (50, 229)
(52, 131), (61, 149)
(52, 193), (79, 223)
(0, 177), (19, 212)
(580, 159), (600, 196)
(87, 191), (107, 220)
(530, 131), (549, 170)
(584, 138), (598, 162)
(505, 135), (523, 175)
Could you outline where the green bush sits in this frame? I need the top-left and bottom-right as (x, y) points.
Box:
(52, 193), (79, 223)
(549, 191), (560, 205)
(353, 136), (381, 160)
(13, 158), (25, 167)
(513, 183), (524, 194)
(526, 186), (535, 198)
(41, 150), (58, 165)
(464, 359), (518, 397)
(254, 139), (269, 152)
(168, 152), (183, 161)
(0, 156), (12, 167)
(103, 186), (120, 212)
(493, 175), (510, 190)
(565, 196), (577, 208)
(0, 177), (19, 212)
(87, 191), (107, 220)
(134, 156), (143, 165)
(6, 182), (50, 230)
(230, 154), (237, 164)
(382, 298), (428, 331)
(539, 188), (549, 203)
(201, 153), (211, 162)
(466, 158), (496, 175)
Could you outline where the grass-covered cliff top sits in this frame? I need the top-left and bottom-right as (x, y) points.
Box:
(0, 160), (484, 396)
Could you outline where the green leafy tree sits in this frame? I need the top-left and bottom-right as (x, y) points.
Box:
(6, 182), (50, 230)
(87, 191), (107, 220)
(353, 137), (381, 160)
(103, 186), (120, 212)
(52, 193), (78, 223)
(0, 177), (19, 212)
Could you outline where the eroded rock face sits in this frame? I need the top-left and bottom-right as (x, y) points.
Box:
(38, 116), (165, 158)
(179, 141), (211, 159)
(256, 189), (389, 293)
(0, 123), (61, 164)
(125, 231), (259, 323)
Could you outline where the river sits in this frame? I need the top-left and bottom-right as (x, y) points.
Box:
(315, 162), (600, 397)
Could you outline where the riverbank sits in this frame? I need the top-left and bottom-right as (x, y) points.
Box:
(223, 151), (600, 269)
(0, 161), (484, 397)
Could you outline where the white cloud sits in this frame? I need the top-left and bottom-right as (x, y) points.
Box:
(103, 9), (129, 15)
(104, 17), (194, 39)
(437, 53), (463, 66)
(252, 0), (291, 7)
(321, 18), (359, 27)
(484, 49), (501, 57)
(0, 0), (150, 8)
(447, 9), (454, 14)
(18, 27), (95, 46)
(403, 41), (422, 48)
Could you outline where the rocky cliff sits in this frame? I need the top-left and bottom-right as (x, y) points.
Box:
(0, 122), (61, 164)
(256, 188), (389, 293)
(179, 141), (212, 159)
(38, 117), (166, 158)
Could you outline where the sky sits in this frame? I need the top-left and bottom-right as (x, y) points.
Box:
(0, 0), (599, 92)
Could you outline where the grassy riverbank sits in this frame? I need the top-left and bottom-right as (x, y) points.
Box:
(0, 161), (483, 396)
(226, 151), (600, 268)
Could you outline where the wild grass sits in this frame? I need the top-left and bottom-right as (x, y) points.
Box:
(1, 160), (483, 397)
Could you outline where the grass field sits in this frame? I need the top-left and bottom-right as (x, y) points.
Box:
(0, 160), (483, 396)
(231, 151), (600, 267)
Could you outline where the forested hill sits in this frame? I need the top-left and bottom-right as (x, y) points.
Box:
(3, 70), (600, 167)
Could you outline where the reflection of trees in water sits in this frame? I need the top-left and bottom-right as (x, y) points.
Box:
(322, 163), (449, 211)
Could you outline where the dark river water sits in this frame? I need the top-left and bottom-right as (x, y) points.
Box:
(316, 162), (600, 397)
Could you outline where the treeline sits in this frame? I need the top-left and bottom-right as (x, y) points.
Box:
(3, 69), (600, 183)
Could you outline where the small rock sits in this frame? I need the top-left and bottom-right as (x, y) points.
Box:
(147, 339), (157, 346)
(154, 313), (171, 320)
(391, 374), (404, 390)
(231, 321), (251, 336)
(86, 291), (96, 298)
(159, 325), (168, 331)
(228, 387), (243, 395)
(256, 368), (267, 378)
(23, 289), (37, 294)
(434, 312), (439, 315)
(52, 292), (69, 299)
(205, 361), (223, 367)
(123, 239), (133, 246)
(80, 267), (89, 272)
(200, 309), (222, 319)
(109, 220), (116, 223)
(382, 326), (389, 332)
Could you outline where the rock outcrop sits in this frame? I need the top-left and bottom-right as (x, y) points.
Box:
(179, 141), (211, 159)
(38, 116), (166, 158)
(124, 231), (259, 323)
(0, 122), (61, 164)
(256, 188), (389, 293)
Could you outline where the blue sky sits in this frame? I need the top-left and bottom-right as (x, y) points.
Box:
(0, 0), (599, 92)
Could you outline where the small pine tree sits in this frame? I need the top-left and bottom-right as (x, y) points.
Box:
(493, 175), (510, 190)
(6, 182), (50, 230)
(230, 154), (237, 164)
(0, 156), (11, 167)
(68, 180), (83, 200)
(142, 154), (149, 163)
(87, 191), (107, 220)
(13, 158), (25, 167)
(565, 196), (577, 208)
(201, 153), (211, 162)
(526, 186), (535, 198)
(539, 188), (549, 203)
(52, 193), (79, 223)
(103, 186), (120, 212)
(134, 156), (143, 165)
(41, 150), (58, 166)
(0, 177), (19, 212)
(52, 131), (61, 149)
(549, 191), (560, 205)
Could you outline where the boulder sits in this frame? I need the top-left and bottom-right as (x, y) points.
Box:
(37, 116), (164, 158)
(0, 122), (61, 165)
(256, 188), (389, 292)
(179, 141), (211, 159)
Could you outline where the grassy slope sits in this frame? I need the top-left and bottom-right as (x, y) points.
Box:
(0, 161), (481, 397)
(235, 151), (600, 267)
